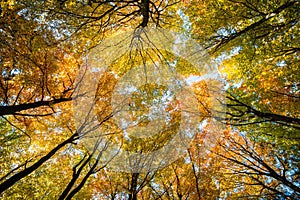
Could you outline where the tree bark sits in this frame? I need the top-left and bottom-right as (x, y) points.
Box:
(0, 97), (72, 116)
(140, 0), (150, 27)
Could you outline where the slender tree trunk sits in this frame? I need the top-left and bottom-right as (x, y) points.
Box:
(0, 134), (76, 193)
(128, 173), (139, 200)
(58, 155), (91, 200)
(140, 0), (150, 27)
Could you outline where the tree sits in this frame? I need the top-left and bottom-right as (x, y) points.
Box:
(0, 1), (80, 116)
(182, 0), (299, 149)
(183, 0), (300, 198)
(214, 131), (300, 199)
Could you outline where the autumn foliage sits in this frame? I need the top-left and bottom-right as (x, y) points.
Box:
(0, 0), (299, 199)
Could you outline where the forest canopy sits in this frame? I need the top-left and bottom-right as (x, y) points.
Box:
(0, 0), (299, 199)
